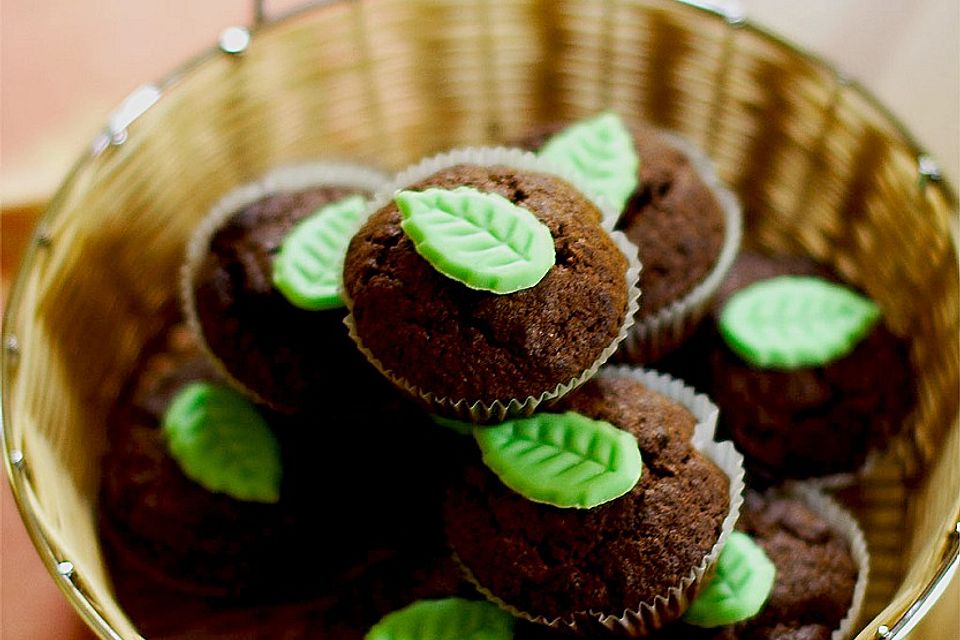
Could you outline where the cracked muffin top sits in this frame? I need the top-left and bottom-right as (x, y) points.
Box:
(342, 164), (631, 406)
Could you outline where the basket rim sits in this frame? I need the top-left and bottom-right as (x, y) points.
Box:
(1, 1), (958, 639)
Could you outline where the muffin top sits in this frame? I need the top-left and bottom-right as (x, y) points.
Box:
(444, 374), (729, 621)
(516, 122), (726, 318)
(343, 164), (630, 404)
(191, 185), (380, 410)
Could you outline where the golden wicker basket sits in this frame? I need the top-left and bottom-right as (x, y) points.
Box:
(2, 1), (957, 638)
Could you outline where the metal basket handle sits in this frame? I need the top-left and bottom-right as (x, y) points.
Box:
(877, 521), (959, 640)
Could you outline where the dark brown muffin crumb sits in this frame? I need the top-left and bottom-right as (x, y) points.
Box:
(343, 164), (630, 404)
(444, 375), (729, 622)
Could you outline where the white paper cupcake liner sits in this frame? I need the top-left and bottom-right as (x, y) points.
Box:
(454, 366), (746, 636)
(618, 130), (743, 364)
(180, 161), (390, 409)
(342, 147), (643, 423)
(766, 484), (870, 640)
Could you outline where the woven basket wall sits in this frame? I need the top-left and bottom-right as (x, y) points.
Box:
(2, 1), (957, 638)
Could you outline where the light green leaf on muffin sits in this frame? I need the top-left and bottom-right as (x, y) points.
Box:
(474, 411), (642, 509)
(395, 186), (555, 294)
(683, 531), (776, 628)
(430, 414), (475, 436)
(719, 275), (881, 370)
(538, 111), (639, 212)
(272, 194), (367, 310)
(162, 382), (282, 503)
(365, 597), (514, 640)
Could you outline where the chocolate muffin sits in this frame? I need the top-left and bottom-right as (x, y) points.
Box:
(708, 251), (914, 482)
(516, 121), (729, 320)
(99, 325), (305, 598)
(444, 374), (731, 628)
(100, 324), (466, 600)
(343, 160), (636, 414)
(185, 168), (386, 411)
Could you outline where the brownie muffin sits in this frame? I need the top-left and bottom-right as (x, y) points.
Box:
(187, 179), (384, 412)
(516, 121), (728, 321)
(444, 374), (730, 627)
(708, 251), (914, 482)
(100, 324), (466, 600)
(343, 162), (634, 412)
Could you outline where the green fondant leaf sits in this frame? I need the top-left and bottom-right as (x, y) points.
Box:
(719, 275), (881, 369)
(431, 414), (475, 436)
(272, 194), (367, 310)
(365, 598), (514, 640)
(538, 112), (639, 212)
(395, 187), (555, 294)
(474, 411), (642, 508)
(162, 382), (282, 503)
(684, 531), (776, 628)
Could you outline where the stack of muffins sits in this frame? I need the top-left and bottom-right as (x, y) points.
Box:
(98, 112), (909, 639)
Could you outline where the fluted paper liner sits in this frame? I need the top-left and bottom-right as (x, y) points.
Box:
(618, 131), (743, 364)
(452, 366), (746, 636)
(342, 147), (643, 423)
(180, 161), (389, 410)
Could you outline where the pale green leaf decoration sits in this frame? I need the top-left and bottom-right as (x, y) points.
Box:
(365, 598), (514, 640)
(719, 275), (881, 370)
(684, 531), (777, 628)
(272, 194), (367, 310)
(474, 411), (642, 509)
(162, 382), (282, 503)
(395, 187), (555, 294)
(431, 414), (475, 436)
(538, 112), (640, 212)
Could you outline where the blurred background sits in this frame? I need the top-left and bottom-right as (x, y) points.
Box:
(1, 1), (957, 638)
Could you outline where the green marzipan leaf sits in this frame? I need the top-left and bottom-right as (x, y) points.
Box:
(683, 531), (777, 628)
(395, 187), (555, 294)
(474, 411), (643, 509)
(162, 382), (282, 503)
(719, 275), (881, 370)
(272, 194), (367, 310)
(430, 414), (475, 436)
(538, 112), (640, 212)
(365, 598), (514, 640)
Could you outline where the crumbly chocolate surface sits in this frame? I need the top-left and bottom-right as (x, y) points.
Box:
(708, 252), (914, 482)
(192, 186), (382, 411)
(343, 164), (629, 404)
(444, 375), (729, 621)
(515, 123), (726, 318)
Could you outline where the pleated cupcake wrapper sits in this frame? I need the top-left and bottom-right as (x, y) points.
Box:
(180, 161), (390, 411)
(452, 366), (746, 636)
(765, 483), (870, 640)
(618, 131), (743, 365)
(342, 147), (643, 423)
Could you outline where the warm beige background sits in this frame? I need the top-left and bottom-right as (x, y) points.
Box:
(1, 1), (958, 639)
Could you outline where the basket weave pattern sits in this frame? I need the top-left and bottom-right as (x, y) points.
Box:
(2, 1), (957, 639)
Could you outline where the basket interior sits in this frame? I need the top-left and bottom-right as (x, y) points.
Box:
(3, 1), (958, 638)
